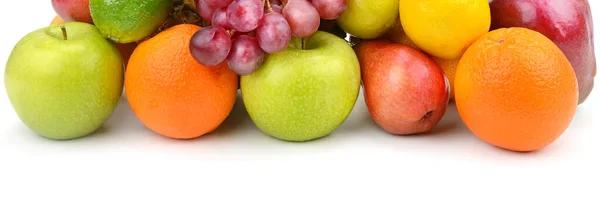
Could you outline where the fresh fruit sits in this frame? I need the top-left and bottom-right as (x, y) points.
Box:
(399, 0), (491, 59)
(212, 8), (232, 29)
(125, 24), (238, 139)
(256, 11), (292, 53)
(355, 40), (449, 135)
(337, 0), (399, 39)
(432, 57), (459, 100)
(89, 0), (172, 43)
(227, 35), (265, 75)
(50, 15), (137, 66)
(52, 0), (93, 24)
(382, 21), (420, 50)
(312, 0), (347, 20)
(189, 25), (232, 66)
(117, 43), (137, 68)
(51, 15), (64, 25)
(227, 0), (264, 32)
(189, 0), (348, 74)
(4, 22), (123, 140)
(241, 31), (361, 142)
(489, 0), (596, 105)
(455, 28), (578, 152)
(196, 0), (217, 20)
(50, 17), (137, 68)
(283, 0), (321, 38)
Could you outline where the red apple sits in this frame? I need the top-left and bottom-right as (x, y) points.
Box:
(52, 0), (93, 24)
(116, 42), (137, 68)
(490, 0), (596, 105)
(354, 40), (450, 135)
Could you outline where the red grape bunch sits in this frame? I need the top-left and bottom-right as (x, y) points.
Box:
(190, 0), (348, 76)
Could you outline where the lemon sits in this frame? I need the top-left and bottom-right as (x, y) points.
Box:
(399, 0), (491, 60)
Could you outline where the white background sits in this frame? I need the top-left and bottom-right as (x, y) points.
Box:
(1, 1), (599, 203)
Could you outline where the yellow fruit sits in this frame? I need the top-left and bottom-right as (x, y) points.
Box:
(432, 57), (459, 100)
(383, 20), (420, 50)
(399, 0), (491, 59)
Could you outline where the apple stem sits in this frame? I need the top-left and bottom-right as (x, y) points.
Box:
(281, 0), (287, 7)
(60, 26), (68, 40)
(302, 38), (306, 50)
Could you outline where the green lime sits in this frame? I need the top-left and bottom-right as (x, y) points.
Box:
(90, 0), (172, 43)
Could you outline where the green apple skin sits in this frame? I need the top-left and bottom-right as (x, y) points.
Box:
(337, 0), (399, 39)
(4, 22), (124, 140)
(241, 31), (361, 142)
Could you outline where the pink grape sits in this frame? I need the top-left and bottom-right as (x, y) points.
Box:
(227, 35), (264, 75)
(270, 4), (283, 14)
(196, 0), (217, 21)
(311, 0), (347, 20)
(189, 26), (232, 66)
(205, 0), (233, 8)
(227, 0), (264, 32)
(282, 0), (321, 38)
(256, 12), (291, 53)
(212, 8), (231, 29)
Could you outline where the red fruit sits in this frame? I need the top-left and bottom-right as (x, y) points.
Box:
(354, 40), (450, 135)
(51, 0), (94, 24)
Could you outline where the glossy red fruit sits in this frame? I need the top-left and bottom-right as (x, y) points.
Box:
(354, 40), (450, 135)
(51, 0), (94, 24)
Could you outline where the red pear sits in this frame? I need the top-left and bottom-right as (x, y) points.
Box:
(354, 40), (450, 135)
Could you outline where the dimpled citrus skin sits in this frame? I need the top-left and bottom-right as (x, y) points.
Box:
(90, 0), (172, 43)
(399, 0), (491, 60)
(454, 27), (579, 152)
(125, 24), (238, 139)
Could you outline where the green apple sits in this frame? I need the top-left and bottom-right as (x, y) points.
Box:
(4, 22), (124, 140)
(337, 0), (399, 39)
(241, 31), (361, 142)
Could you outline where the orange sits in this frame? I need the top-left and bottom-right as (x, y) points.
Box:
(51, 15), (64, 25)
(454, 27), (578, 152)
(125, 24), (238, 139)
(432, 57), (459, 100)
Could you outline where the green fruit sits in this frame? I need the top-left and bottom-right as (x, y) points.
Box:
(241, 31), (361, 142)
(90, 0), (172, 43)
(337, 0), (399, 39)
(4, 22), (124, 140)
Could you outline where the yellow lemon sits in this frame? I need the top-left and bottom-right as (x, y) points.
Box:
(399, 0), (491, 59)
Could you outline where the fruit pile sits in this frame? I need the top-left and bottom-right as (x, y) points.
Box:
(190, 0), (347, 75)
(3, 0), (597, 152)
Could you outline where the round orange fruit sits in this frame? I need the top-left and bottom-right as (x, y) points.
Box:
(454, 27), (579, 152)
(125, 24), (238, 139)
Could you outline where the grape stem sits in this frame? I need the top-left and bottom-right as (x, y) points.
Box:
(60, 26), (68, 40)
(227, 29), (237, 37)
(265, 0), (273, 12)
